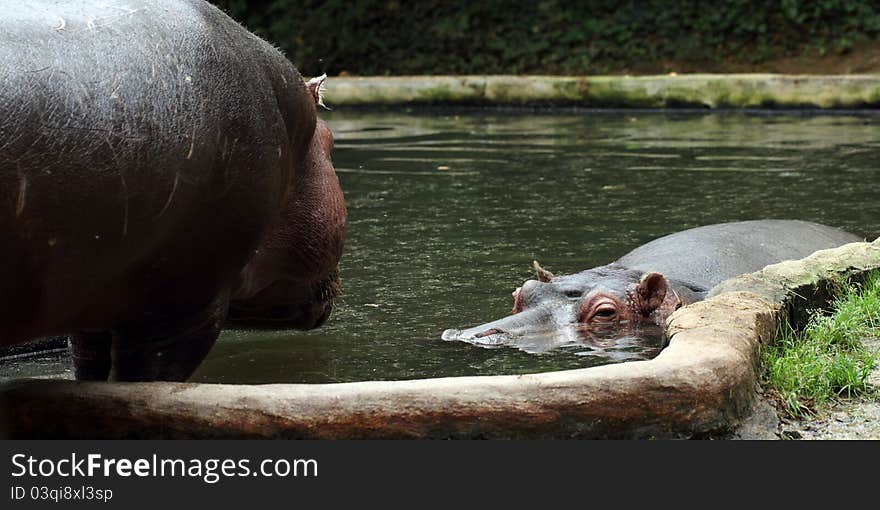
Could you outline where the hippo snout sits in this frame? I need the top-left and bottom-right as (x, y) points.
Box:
(227, 297), (333, 330)
(440, 328), (461, 341)
(442, 327), (510, 346)
(441, 327), (506, 341)
(228, 272), (341, 330)
(442, 308), (552, 346)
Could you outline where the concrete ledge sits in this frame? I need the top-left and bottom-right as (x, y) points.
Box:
(0, 336), (67, 360)
(2, 237), (878, 439)
(324, 74), (880, 109)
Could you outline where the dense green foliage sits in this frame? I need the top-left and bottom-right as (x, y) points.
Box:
(763, 271), (880, 418)
(210, 1), (880, 75)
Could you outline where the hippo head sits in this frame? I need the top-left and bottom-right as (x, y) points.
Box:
(227, 75), (347, 330)
(442, 261), (691, 350)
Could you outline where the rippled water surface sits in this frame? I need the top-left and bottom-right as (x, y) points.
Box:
(5, 110), (880, 383)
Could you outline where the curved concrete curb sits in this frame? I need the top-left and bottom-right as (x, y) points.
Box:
(1, 238), (878, 439)
(324, 75), (880, 109)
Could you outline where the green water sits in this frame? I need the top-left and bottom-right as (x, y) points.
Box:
(5, 110), (880, 383)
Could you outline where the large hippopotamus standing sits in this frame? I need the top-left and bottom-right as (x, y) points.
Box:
(442, 220), (861, 350)
(0, 0), (346, 381)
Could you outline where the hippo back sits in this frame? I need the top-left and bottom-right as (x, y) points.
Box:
(614, 220), (863, 292)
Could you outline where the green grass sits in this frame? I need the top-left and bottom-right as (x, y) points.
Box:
(762, 270), (880, 418)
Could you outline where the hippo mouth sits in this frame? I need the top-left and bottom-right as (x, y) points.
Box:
(443, 307), (545, 344)
(442, 323), (571, 350)
(441, 327), (513, 347)
(227, 272), (342, 330)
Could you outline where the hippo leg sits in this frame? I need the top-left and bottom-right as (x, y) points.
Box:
(70, 332), (112, 381)
(110, 293), (229, 382)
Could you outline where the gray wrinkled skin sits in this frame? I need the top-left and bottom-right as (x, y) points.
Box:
(0, 0), (344, 380)
(443, 220), (862, 352)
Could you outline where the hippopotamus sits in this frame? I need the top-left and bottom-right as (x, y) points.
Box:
(0, 0), (346, 381)
(442, 220), (862, 351)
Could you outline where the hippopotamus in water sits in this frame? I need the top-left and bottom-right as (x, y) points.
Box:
(442, 220), (862, 352)
(0, 0), (346, 381)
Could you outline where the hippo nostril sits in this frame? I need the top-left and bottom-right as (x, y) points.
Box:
(474, 328), (502, 338)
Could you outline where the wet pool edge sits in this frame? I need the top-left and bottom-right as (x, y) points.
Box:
(2, 237), (878, 439)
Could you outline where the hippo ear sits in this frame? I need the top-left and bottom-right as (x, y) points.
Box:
(635, 272), (668, 315)
(533, 260), (555, 282)
(306, 73), (330, 110)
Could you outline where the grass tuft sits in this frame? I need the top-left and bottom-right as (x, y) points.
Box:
(762, 270), (880, 418)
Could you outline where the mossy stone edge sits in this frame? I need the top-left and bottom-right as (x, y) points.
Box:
(325, 75), (880, 108)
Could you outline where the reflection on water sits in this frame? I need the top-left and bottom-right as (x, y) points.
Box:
(4, 111), (879, 383)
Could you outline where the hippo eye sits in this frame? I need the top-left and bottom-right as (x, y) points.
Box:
(564, 290), (582, 298)
(591, 305), (618, 321)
